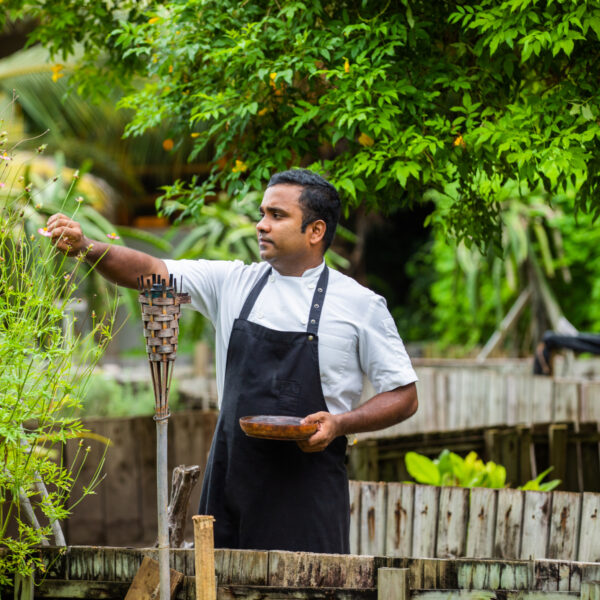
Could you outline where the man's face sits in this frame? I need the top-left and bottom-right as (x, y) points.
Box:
(256, 184), (315, 274)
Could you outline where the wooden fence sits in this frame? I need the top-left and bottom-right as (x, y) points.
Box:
(62, 410), (218, 547)
(360, 365), (600, 441)
(348, 421), (600, 493)
(348, 480), (600, 562)
(4, 546), (600, 599)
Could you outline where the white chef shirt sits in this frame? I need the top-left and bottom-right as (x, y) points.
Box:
(163, 258), (418, 414)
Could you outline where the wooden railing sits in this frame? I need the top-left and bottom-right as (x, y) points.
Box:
(349, 480), (600, 562)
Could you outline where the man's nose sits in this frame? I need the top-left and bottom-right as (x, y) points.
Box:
(256, 217), (268, 232)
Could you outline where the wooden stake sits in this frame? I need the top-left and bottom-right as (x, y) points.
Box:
(193, 515), (216, 600)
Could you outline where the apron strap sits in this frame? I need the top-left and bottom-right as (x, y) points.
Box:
(238, 264), (329, 335)
(307, 265), (329, 336)
(239, 267), (272, 320)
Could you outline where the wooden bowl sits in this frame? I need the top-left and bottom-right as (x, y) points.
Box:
(239, 415), (318, 441)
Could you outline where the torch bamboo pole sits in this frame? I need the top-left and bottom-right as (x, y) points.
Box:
(138, 275), (189, 600)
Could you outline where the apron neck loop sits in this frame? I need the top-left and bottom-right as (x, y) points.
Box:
(307, 265), (329, 335)
(238, 264), (330, 335)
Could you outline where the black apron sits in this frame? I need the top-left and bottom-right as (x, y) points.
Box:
(198, 265), (350, 553)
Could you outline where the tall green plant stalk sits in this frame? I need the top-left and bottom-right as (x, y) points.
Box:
(0, 117), (117, 585)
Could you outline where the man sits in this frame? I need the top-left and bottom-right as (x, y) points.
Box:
(47, 169), (418, 554)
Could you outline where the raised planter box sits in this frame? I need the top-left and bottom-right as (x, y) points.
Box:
(2, 546), (600, 599)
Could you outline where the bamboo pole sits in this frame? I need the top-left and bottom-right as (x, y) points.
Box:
(193, 515), (216, 600)
(138, 275), (190, 600)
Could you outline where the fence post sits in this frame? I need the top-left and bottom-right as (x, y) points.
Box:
(377, 567), (409, 600)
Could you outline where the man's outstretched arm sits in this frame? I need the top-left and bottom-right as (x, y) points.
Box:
(46, 213), (169, 289)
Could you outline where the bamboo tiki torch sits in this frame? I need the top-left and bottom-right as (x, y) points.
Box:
(138, 274), (190, 600)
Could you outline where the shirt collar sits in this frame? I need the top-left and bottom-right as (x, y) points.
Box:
(272, 261), (325, 280)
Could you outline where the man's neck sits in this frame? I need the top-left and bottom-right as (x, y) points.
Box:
(269, 257), (324, 277)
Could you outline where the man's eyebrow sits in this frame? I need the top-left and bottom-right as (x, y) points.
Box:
(260, 205), (289, 214)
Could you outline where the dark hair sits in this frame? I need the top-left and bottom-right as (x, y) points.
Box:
(267, 169), (341, 251)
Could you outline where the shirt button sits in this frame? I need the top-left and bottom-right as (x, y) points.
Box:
(257, 313), (264, 319)
(308, 283), (315, 289)
(269, 275), (275, 283)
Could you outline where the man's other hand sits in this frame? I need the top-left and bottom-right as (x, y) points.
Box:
(297, 411), (341, 453)
(46, 213), (88, 256)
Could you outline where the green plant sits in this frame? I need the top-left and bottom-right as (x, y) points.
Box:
(0, 118), (117, 584)
(519, 467), (561, 492)
(405, 450), (507, 488)
(405, 450), (561, 491)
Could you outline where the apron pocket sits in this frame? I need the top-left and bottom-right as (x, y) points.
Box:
(273, 377), (301, 415)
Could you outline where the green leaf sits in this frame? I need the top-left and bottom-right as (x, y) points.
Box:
(405, 452), (441, 485)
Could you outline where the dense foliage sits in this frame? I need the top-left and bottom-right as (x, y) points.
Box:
(3, 0), (600, 249)
(0, 122), (117, 582)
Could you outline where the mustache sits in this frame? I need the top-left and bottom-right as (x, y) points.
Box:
(258, 236), (274, 244)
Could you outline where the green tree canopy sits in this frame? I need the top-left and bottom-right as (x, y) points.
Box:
(3, 0), (600, 248)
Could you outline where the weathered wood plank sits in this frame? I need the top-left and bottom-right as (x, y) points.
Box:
(215, 549), (268, 586)
(494, 488), (524, 559)
(411, 593), (576, 600)
(349, 480), (361, 556)
(531, 377), (554, 423)
(547, 492), (581, 560)
(216, 585), (376, 599)
(268, 551), (375, 589)
(412, 485), (440, 558)
(436, 487), (469, 559)
(515, 375), (534, 425)
(359, 482), (387, 556)
(581, 581), (600, 600)
(520, 491), (551, 560)
(433, 370), (448, 431)
(385, 483), (414, 558)
(124, 556), (183, 600)
(446, 370), (462, 431)
(549, 423), (569, 492)
(465, 488), (497, 558)
(487, 371), (507, 427)
(553, 380), (579, 423)
(578, 493), (600, 562)
(377, 567), (409, 600)
(35, 580), (131, 599)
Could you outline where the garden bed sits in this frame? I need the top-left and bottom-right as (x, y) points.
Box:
(2, 546), (600, 599)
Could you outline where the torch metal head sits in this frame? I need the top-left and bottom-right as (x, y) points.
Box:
(137, 274), (191, 419)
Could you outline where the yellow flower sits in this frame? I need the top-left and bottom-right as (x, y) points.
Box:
(162, 138), (174, 151)
(453, 135), (466, 148)
(258, 107), (268, 116)
(269, 72), (277, 89)
(358, 132), (374, 147)
(344, 58), (350, 73)
(232, 159), (248, 173)
(168, 65), (173, 73)
(51, 64), (64, 82)
(190, 132), (200, 138)
(148, 17), (160, 24)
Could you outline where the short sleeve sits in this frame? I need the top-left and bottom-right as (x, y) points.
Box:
(358, 295), (418, 393)
(162, 259), (240, 324)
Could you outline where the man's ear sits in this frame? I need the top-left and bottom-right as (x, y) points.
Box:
(309, 219), (326, 246)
